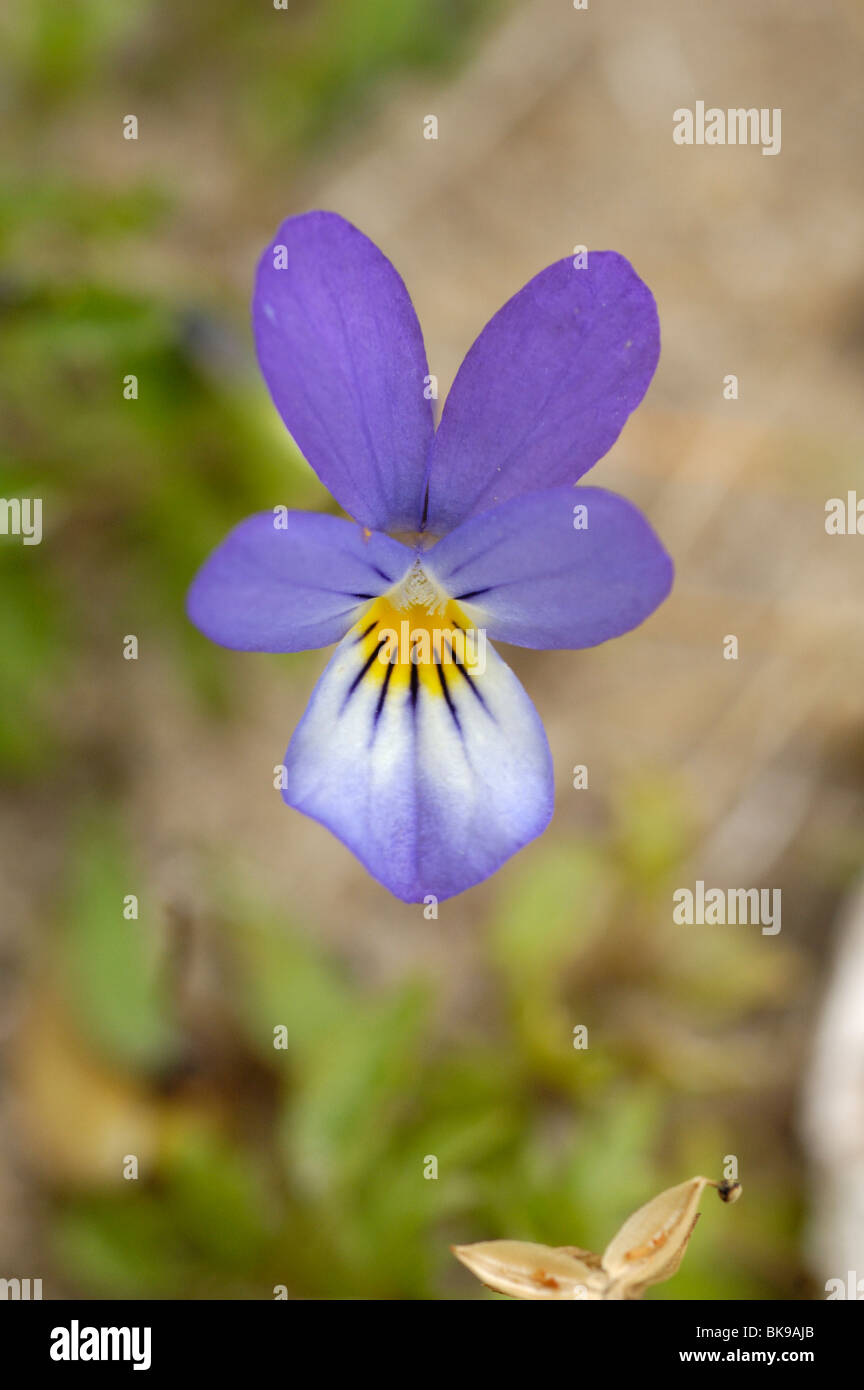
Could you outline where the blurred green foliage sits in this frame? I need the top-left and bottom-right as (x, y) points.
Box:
(22, 793), (802, 1300)
(4, 0), (493, 145)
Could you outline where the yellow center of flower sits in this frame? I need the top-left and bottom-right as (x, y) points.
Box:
(351, 560), (483, 700)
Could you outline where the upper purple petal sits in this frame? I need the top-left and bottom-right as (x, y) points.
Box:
(253, 211), (434, 532)
(426, 485), (673, 649)
(186, 510), (413, 652)
(424, 250), (660, 533)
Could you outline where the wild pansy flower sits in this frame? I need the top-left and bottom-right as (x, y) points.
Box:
(187, 212), (672, 903)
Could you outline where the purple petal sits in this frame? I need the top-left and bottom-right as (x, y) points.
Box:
(424, 251), (660, 533)
(426, 486), (673, 649)
(186, 510), (413, 652)
(282, 617), (553, 902)
(253, 211), (434, 532)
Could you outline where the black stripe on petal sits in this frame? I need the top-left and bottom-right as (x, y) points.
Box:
(409, 659), (420, 713)
(436, 662), (462, 734)
(370, 658), (395, 741)
(448, 652), (491, 715)
(441, 630), (492, 716)
(342, 636), (387, 711)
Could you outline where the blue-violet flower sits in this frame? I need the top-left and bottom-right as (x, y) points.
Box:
(187, 212), (673, 902)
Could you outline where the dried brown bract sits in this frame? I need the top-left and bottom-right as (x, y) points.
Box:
(453, 1175), (740, 1300)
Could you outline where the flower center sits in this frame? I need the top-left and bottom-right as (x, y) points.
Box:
(350, 561), (485, 698)
(394, 558), (449, 616)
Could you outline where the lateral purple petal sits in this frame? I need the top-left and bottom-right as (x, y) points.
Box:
(426, 486), (673, 650)
(186, 511), (413, 652)
(424, 251), (660, 533)
(253, 211), (434, 532)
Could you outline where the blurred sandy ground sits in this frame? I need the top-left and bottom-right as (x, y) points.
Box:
(2, 0), (864, 1293)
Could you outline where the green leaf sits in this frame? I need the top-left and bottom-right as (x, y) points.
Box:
(60, 811), (175, 1071)
(285, 983), (429, 1193)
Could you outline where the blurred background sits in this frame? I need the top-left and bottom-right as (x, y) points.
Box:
(1, 0), (864, 1300)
